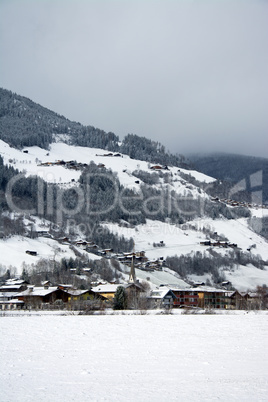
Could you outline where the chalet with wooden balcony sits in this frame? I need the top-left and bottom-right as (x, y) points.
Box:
(195, 287), (228, 309)
(171, 288), (199, 308)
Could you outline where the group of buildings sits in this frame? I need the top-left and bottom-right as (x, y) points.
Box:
(1, 246), (266, 312)
(211, 196), (268, 210)
(0, 274), (265, 312)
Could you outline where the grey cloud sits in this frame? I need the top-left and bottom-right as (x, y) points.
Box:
(0, 0), (267, 157)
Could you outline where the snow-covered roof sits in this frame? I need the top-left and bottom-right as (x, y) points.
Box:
(17, 286), (59, 297)
(0, 291), (21, 299)
(0, 284), (24, 290)
(167, 285), (228, 293)
(150, 287), (175, 299)
(58, 284), (74, 289)
(5, 279), (27, 285)
(91, 284), (121, 293)
(168, 287), (198, 292)
(41, 280), (52, 286)
(247, 292), (258, 298)
(190, 286), (227, 293)
(64, 289), (89, 296)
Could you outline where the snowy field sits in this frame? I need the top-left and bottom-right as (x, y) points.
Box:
(0, 139), (215, 186)
(1, 313), (268, 401)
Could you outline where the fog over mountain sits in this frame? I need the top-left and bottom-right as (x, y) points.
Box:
(0, 0), (267, 158)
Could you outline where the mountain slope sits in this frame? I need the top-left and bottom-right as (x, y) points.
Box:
(0, 88), (185, 167)
(0, 89), (267, 291)
(188, 152), (268, 204)
(0, 88), (119, 151)
(1, 137), (267, 290)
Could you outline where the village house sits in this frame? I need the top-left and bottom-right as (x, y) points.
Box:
(117, 251), (148, 266)
(50, 284), (100, 304)
(62, 288), (103, 310)
(194, 287), (229, 309)
(169, 286), (234, 310)
(16, 285), (69, 308)
(171, 288), (199, 308)
(226, 290), (247, 310)
(241, 291), (268, 310)
(0, 279), (28, 293)
(99, 248), (113, 256)
(91, 283), (120, 301)
(0, 298), (24, 310)
(25, 250), (37, 256)
(36, 231), (52, 238)
(150, 165), (163, 170)
(63, 288), (97, 303)
(0, 279), (28, 310)
(148, 287), (176, 309)
(41, 280), (53, 288)
(75, 240), (89, 247)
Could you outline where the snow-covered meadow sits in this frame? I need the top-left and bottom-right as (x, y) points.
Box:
(0, 139), (215, 187)
(1, 313), (267, 401)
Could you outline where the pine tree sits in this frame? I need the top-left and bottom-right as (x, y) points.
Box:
(113, 286), (127, 310)
(21, 267), (29, 282)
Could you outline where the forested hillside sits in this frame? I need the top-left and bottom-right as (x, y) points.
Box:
(0, 88), (186, 167)
(0, 88), (119, 151)
(120, 134), (185, 167)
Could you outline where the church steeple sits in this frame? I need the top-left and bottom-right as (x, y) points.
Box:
(128, 243), (136, 284)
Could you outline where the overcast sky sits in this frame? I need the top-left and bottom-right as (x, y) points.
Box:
(0, 0), (267, 158)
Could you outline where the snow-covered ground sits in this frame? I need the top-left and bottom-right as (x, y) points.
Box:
(222, 263), (268, 292)
(0, 139), (215, 189)
(1, 314), (267, 401)
(104, 220), (207, 260)
(104, 218), (268, 291)
(134, 267), (190, 288)
(196, 217), (268, 259)
(105, 218), (268, 261)
(0, 235), (100, 273)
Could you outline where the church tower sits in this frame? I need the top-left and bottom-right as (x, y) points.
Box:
(129, 255), (136, 284)
(128, 243), (136, 284)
